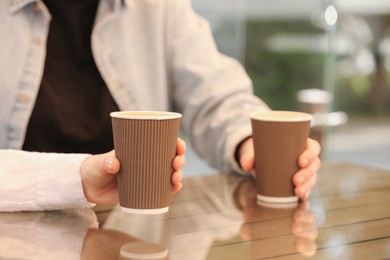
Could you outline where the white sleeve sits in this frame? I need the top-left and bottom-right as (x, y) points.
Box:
(0, 208), (98, 259)
(0, 149), (92, 211)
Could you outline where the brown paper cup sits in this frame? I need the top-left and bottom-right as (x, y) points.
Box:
(250, 111), (311, 204)
(110, 111), (181, 214)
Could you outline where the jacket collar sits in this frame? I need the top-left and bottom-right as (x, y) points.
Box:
(8, 0), (132, 14)
(8, 0), (36, 13)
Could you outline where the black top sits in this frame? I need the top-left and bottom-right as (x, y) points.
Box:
(23, 0), (120, 154)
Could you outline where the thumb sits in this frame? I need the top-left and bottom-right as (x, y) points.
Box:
(82, 151), (120, 179)
(80, 151), (120, 205)
(240, 149), (255, 174)
(239, 139), (255, 174)
(100, 151), (120, 174)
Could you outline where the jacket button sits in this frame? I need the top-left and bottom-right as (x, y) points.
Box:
(35, 3), (42, 12)
(35, 37), (43, 46)
(18, 93), (30, 103)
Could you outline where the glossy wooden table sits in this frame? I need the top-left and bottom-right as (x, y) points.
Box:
(1, 162), (389, 259)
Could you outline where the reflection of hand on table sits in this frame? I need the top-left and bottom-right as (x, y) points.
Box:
(292, 202), (318, 256)
(0, 208), (98, 259)
(234, 178), (318, 257)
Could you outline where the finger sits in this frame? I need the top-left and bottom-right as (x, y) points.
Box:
(102, 151), (120, 175)
(291, 222), (318, 240)
(294, 157), (320, 200)
(82, 151), (120, 179)
(171, 169), (183, 185)
(176, 138), (186, 155)
(172, 154), (186, 170)
(172, 183), (183, 193)
(295, 238), (317, 257)
(239, 223), (252, 241)
(239, 139), (255, 173)
(295, 173), (318, 200)
(80, 151), (120, 204)
(294, 208), (316, 224)
(171, 169), (184, 193)
(241, 156), (255, 174)
(293, 157), (321, 187)
(297, 201), (310, 211)
(298, 138), (321, 167)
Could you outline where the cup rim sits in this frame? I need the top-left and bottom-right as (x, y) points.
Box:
(120, 206), (169, 214)
(110, 111), (182, 120)
(120, 241), (168, 259)
(250, 110), (312, 122)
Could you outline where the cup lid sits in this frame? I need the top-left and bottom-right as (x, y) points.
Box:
(250, 110), (312, 122)
(110, 111), (182, 120)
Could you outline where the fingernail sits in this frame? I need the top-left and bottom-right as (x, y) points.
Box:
(107, 158), (114, 170)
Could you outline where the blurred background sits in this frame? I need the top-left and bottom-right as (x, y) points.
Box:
(184, 0), (390, 176)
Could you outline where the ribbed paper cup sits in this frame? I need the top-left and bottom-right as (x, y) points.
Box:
(250, 111), (312, 204)
(110, 111), (181, 214)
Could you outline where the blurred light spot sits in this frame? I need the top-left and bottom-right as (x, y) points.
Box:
(325, 5), (338, 26)
(310, 201), (327, 227)
(339, 178), (358, 198)
(356, 49), (375, 74)
(385, 56), (390, 72)
(324, 233), (351, 259)
(326, 112), (348, 127)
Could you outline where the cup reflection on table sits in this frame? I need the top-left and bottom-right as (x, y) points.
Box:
(234, 178), (318, 257)
(81, 228), (169, 260)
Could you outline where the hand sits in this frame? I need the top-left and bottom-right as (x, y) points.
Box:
(292, 138), (321, 200)
(292, 202), (318, 256)
(235, 179), (318, 257)
(80, 138), (186, 204)
(238, 137), (321, 201)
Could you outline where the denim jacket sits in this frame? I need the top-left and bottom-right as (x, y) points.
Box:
(0, 0), (268, 211)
